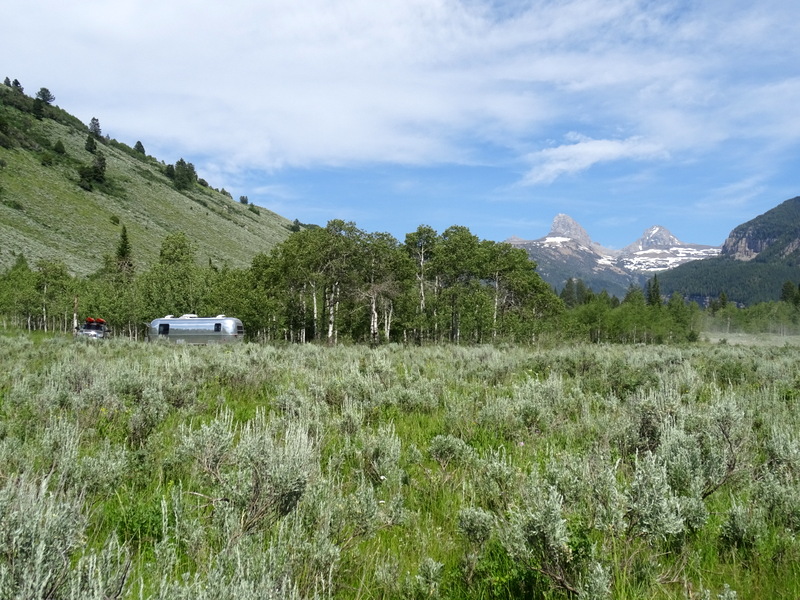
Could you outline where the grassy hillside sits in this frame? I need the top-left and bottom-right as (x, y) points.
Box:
(0, 84), (293, 276)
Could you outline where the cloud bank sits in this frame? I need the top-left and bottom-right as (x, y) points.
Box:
(4, 0), (800, 245)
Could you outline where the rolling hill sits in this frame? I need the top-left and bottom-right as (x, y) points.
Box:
(0, 83), (293, 277)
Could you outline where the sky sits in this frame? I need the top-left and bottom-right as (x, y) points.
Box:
(4, 0), (800, 249)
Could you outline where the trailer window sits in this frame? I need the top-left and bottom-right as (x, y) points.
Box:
(214, 323), (222, 332)
(159, 323), (170, 335)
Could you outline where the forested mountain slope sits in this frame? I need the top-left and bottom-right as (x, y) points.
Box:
(657, 196), (800, 305)
(0, 82), (293, 276)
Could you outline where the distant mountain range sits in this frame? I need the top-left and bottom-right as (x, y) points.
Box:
(508, 197), (800, 305)
(506, 214), (720, 298)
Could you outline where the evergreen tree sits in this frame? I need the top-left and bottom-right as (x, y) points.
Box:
(35, 87), (55, 105)
(32, 98), (44, 120)
(239, 195), (249, 204)
(2, 77), (10, 87)
(85, 134), (97, 153)
(173, 159), (196, 190)
(77, 154), (106, 190)
(11, 79), (23, 93)
(92, 154), (106, 182)
(646, 275), (662, 307)
(89, 117), (102, 139)
(115, 225), (134, 276)
(560, 278), (577, 308)
(780, 280), (798, 303)
(53, 140), (66, 155)
(134, 141), (145, 154)
(575, 278), (592, 305)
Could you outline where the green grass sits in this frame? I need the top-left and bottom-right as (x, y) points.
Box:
(1, 333), (800, 598)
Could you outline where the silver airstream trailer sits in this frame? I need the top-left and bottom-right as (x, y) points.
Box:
(148, 314), (245, 344)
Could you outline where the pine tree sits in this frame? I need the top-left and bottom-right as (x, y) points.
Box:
(89, 117), (102, 139)
(560, 278), (577, 308)
(173, 158), (196, 190)
(780, 280), (797, 303)
(35, 87), (55, 105)
(646, 275), (662, 307)
(115, 225), (134, 276)
(32, 98), (44, 120)
(134, 141), (145, 154)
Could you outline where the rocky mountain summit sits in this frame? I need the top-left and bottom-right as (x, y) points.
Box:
(618, 225), (720, 272)
(719, 196), (800, 261)
(507, 214), (720, 296)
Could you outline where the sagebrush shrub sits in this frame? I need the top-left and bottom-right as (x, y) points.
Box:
(0, 474), (130, 599)
(627, 451), (684, 539)
(458, 506), (494, 546)
(429, 434), (475, 470)
(719, 502), (761, 552)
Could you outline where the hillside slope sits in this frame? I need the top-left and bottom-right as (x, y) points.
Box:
(658, 196), (800, 305)
(0, 84), (292, 276)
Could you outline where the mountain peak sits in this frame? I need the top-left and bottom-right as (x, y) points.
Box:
(624, 225), (682, 252)
(548, 214), (593, 246)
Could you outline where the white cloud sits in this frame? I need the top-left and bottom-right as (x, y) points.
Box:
(4, 0), (800, 233)
(523, 134), (668, 184)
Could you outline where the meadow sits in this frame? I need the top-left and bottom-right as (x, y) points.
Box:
(1, 331), (799, 599)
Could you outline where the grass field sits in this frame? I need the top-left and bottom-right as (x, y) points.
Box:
(1, 330), (799, 598)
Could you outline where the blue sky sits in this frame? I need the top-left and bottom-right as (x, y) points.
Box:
(4, 0), (800, 248)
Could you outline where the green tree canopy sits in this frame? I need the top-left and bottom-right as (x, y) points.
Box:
(173, 159), (197, 190)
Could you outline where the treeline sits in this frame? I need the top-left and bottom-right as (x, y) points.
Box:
(657, 256), (800, 306)
(0, 220), (715, 345)
(558, 276), (701, 343)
